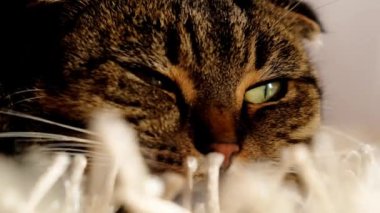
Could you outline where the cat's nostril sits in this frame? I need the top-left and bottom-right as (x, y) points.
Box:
(209, 143), (240, 168)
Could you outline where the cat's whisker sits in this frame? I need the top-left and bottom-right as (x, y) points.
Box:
(40, 148), (110, 159)
(43, 142), (100, 149)
(0, 110), (96, 136)
(14, 138), (59, 143)
(5, 88), (42, 98)
(0, 132), (101, 145)
(13, 96), (43, 105)
(12, 138), (97, 149)
(321, 126), (366, 146)
(315, 0), (340, 10)
(312, 150), (366, 159)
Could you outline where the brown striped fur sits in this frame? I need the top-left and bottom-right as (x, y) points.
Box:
(1, 0), (322, 173)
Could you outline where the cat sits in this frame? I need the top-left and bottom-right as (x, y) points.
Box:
(0, 0), (322, 174)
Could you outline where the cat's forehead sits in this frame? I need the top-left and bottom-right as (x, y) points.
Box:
(102, 0), (315, 72)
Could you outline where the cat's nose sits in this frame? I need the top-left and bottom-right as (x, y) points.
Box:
(192, 105), (241, 168)
(209, 143), (240, 168)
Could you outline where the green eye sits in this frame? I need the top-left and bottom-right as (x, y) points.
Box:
(244, 81), (282, 104)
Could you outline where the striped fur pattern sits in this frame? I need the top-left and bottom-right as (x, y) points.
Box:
(1, 0), (322, 174)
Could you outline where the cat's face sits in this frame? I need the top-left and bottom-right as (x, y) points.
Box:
(6, 0), (322, 173)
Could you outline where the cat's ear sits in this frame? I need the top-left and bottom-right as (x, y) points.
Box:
(284, 1), (323, 41)
(269, 0), (323, 40)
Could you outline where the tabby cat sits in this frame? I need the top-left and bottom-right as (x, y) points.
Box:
(1, 0), (322, 174)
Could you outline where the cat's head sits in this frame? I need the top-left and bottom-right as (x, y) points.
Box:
(6, 0), (322, 173)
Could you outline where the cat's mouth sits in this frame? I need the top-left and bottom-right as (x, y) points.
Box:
(208, 143), (240, 169)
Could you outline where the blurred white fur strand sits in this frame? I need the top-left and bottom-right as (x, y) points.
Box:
(0, 112), (379, 213)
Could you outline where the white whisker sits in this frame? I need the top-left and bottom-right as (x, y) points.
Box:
(14, 138), (58, 142)
(0, 132), (101, 145)
(40, 148), (109, 158)
(0, 110), (96, 136)
(315, 0), (340, 10)
(45, 142), (100, 149)
(13, 96), (43, 105)
(321, 126), (365, 146)
(5, 88), (42, 98)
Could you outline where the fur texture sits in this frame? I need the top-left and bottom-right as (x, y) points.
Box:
(1, 0), (322, 174)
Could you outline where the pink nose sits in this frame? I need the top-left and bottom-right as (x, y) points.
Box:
(209, 143), (240, 168)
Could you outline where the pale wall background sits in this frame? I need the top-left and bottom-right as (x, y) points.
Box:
(306, 0), (380, 142)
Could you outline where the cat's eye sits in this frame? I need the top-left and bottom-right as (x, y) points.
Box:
(117, 62), (176, 92)
(244, 81), (283, 104)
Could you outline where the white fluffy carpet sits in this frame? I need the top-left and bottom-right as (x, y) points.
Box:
(0, 112), (379, 213)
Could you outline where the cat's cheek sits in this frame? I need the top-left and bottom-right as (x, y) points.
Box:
(236, 137), (290, 162)
(289, 113), (321, 141)
(35, 89), (106, 121)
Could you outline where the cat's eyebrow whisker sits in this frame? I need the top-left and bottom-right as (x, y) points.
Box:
(0, 132), (101, 145)
(0, 110), (96, 136)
